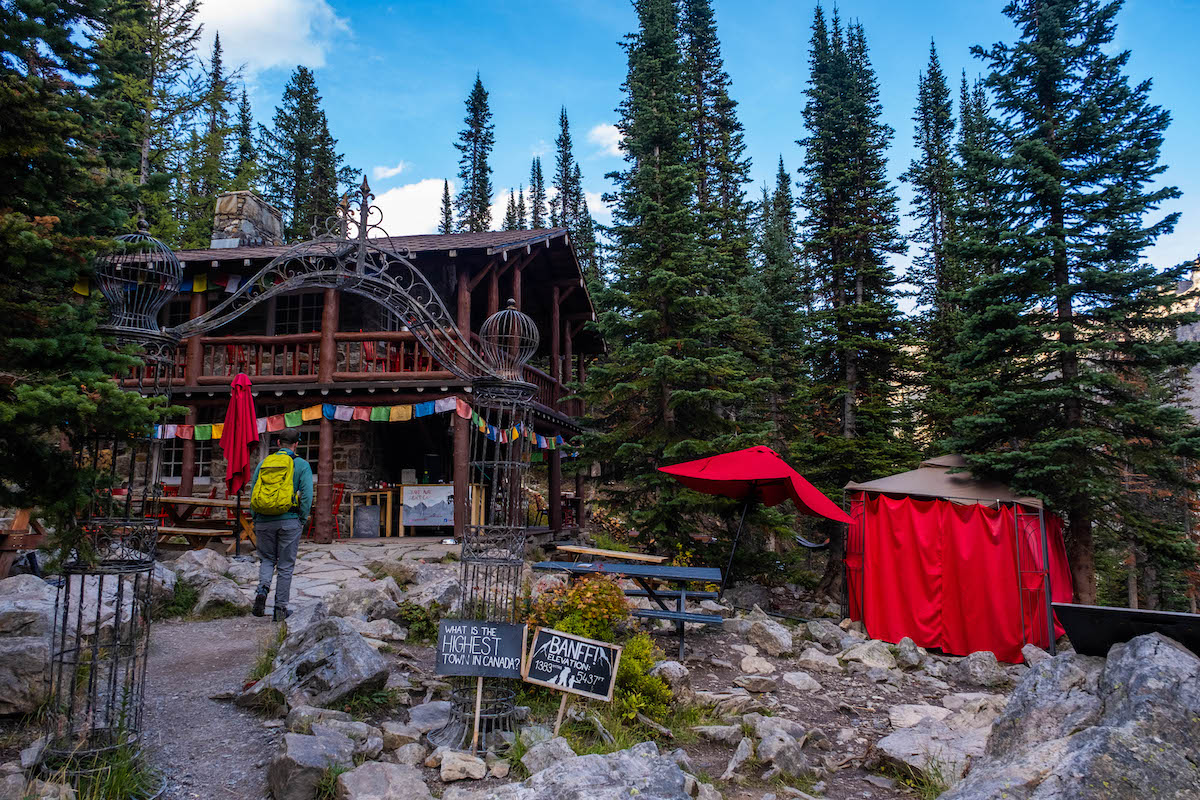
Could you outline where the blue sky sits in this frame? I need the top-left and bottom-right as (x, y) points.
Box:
(198, 0), (1199, 270)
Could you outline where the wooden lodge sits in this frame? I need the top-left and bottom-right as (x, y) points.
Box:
(129, 191), (600, 543)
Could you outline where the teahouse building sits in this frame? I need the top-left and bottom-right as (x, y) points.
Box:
(125, 191), (599, 542)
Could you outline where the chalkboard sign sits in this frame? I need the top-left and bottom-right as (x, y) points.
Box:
(522, 627), (623, 702)
(435, 620), (528, 679)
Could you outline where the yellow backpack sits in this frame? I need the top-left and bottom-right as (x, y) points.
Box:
(250, 450), (298, 515)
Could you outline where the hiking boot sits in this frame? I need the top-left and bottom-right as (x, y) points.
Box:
(272, 606), (292, 623)
(252, 587), (269, 617)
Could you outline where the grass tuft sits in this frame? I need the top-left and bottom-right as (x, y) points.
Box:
(154, 582), (199, 619)
(314, 765), (350, 800)
(247, 623), (289, 683)
(338, 688), (404, 720)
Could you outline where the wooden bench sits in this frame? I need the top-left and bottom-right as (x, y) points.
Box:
(624, 589), (719, 600)
(632, 609), (724, 626)
(555, 545), (668, 564)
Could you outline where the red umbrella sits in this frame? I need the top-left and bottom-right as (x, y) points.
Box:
(220, 373), (259, 495)
(658, 446), (851, 595)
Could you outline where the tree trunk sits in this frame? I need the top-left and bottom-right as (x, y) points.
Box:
(1066, 510), (1096, 604)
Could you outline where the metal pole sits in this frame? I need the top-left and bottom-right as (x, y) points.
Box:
(720, 496), (753, 600)
(1038, 506), (1056, 656)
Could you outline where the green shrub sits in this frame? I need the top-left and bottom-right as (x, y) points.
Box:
(395, 602), (440, 643)
(590, 532), (632, 553)
(247, 623), (288, 683)
(154, 582), (198, 619)
(614, 633), (672, 722)
(527, 574), (630, 643)
(314, 765), (350, 800)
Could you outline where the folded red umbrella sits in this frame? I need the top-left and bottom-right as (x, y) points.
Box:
(658, 446), (851, 523)
(219, 373), (260, 496)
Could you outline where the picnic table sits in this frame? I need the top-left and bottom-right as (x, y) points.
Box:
(532, 561), (723, 659)
(554, 545), (668, 564)
(160, 495), (254, 553)
(1, 510), (47, 577)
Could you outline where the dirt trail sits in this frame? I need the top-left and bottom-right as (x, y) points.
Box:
(143, 616), (281, 800)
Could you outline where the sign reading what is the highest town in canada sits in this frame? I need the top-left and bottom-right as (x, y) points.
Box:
(522, 627), (623, 702)
(435, 620), (527, 679)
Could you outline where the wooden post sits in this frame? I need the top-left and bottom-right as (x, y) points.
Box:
(553, 693), (569, 735)
(549, 448), (562, 533)
(456, 264), (471, 333)
(453, 408), (469, 541)
(314, 415), (334, 543)
(184, 289), (207, 386)
(550, 285), (561, 404)
(317, 288), (338, 384)
(471, 676), (484, 751)
(488, 263), (500, 317)
(179, 405), (197, 497)
(563, 321), (574, 390)
(512, 263), (523, 311)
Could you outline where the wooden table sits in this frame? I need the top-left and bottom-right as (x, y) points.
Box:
(349, 490), (397, 537)
(161, 495), (254, 553)
(555, 545), (668, 564)
(532, 561), (724, 658)
(1, 510), (47, 577)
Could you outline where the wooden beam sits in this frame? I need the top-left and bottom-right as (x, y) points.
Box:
(550, 285), (561, 392)
(453, 408), (469, 540)
(457, 263), (471, 333)
(512, 263), (523, 311)
(315, 415), (334, 543)
(467, 258), (501, 292)
(316, 288), (338, 384)
(185, 290), (207, 386)
(488, 266), (499, 317)
(549, 449), (563, 533)
(558, 285), (578, 305)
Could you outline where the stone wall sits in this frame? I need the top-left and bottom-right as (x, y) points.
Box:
(211, 191), (284, 248)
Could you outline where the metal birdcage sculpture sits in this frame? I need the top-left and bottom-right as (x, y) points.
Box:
(430, 303), (539, 754)
(43, 225), (181, 782)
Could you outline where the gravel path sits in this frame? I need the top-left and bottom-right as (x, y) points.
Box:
(143, 616), (282, 800)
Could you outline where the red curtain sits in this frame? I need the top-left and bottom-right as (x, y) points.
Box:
(852, 493), (1072, 663)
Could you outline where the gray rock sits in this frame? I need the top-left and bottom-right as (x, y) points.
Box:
(365, 558), (419, 585)
(739, 655), (775, 675)
(696, 783), (721, 800)
(267, 732), (354, 800)
(344, 617), (407, 644)
(380, 720), (421, 750)
(407, 700), (452, 734)
(336, 761), (432, 800)
(839, 639), (896, 670)
(983, 654), (1102, 759)
(424, 745), (449, 768)
(19, 737), (45, 770)
(194, 577), (251, 616)
(888, 704), (952, 729)
(724, 582), (770, 609)
(781, 671), (822, 692)
(922, 658), (949, 679)
(312, 720), (383, 759)
(488, 758), (510, 779)
(402, 564), (461, 612)
(8, 778), (73, 800)
(521, 736), (576, 775)
(285, 704), (351, 733)
(238, 617), (389, 709)
(692, 688), (763, 716)
(0, 575), (56, 638)
(389, 742), (428, 768)
(0, 636), (49, 716)
(146, 562), (178, 607)
(895, 637), (924, 670)
(324, 577), (403, 622)
(691, 725), (744, 745)
(441, 751), (487, 782)
(747, 618), (793, 657)
(224, 558), (259, 586)
(742, 712), (805, 741)
(698, 599), (731, 618)
(649, 660), (690, 694)
(804, 619), (843, 649)
(171, 548), (230, 589)
(720, 737), (754, 781)
(733, 674), (777, 693)
(1019, 643), (1050, 667)
(796, 647), (841, 673)
(951, 651), (1009, 688)
(874, 693), (1005, 784)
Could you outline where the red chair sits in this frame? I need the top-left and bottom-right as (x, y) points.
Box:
(304, 483), (346, 539)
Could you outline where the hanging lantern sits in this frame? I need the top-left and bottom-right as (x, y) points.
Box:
(478, 299), (539, 380)
(93, 220), (183, 343)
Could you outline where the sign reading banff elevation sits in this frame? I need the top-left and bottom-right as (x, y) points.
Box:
(522, 627), (623, 702)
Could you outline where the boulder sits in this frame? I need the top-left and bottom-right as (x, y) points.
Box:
(407, 700), (452, 734)
(691, 726), (743, 745)
(805, 619), (843, 649)
(0, 637), (49, 715)
(147, 563), (178, 607)
(873, 691), (1006, 783)
(344, 617), (408, 645)
(365, 558), (419, 585)
(719, 737), (754, 781)
(895, 637), (924, 670)
(441, 751), (487, 782)
(311, 720), (384, 759)
(521, 736), (576, 775)
(742, 713), (805, 742)
(224, 559), (260, 586)
(839, 640), (896, 670)
(888, 704), (952, 729)
(380, 720), (422, 750)
(747, 618), (793, 657)
(336, 761), (432, 800)
(1020, 643), (1051, 668)
(942, 634), (1200, 800)
(447, 742), (690, 800)
(692, 688), (763, 716)
(739, 655), (775, 675)
(780, 671), (821, 692)
(237, 617), (389, 709)
(286, 705), (352, 733)
(733, 674), (777, 693)
(324, 577), (404, 622)
(402, 564), (461, 612)
(0, 575), (56, 638)
(171, 548), (230, 589)
(194, 577), (251, 616)
(648, 661), (690, 695)
(389, 742), (428, 768)
(698, 599), (731, 618)
(951, 651), (1009, 688)
(268, 732), (354, 800)
(796, 647), (841, 673)
(724, 582), (771, 609)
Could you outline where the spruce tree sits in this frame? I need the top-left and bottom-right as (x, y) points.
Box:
(438, 180), (454, 234)
(0, 0), (166, 527)
(680, 0), (754, 286)
(529, 157), (547, 228)
(453, 73), (494, 232)
(899, 41), (963, 447)
(179, 34), (234, 247)
(949, 0), (1198, 603)
(502, 190), (518, 230)
(796, 10), (912, 592)
(229, 87), (258, 190)
(570, 163), (600, 278)
(549, 107), (578, 227)
(307, 113), (352, 233)
(584, 0), (766, 552)
(516, 187), (528, 229)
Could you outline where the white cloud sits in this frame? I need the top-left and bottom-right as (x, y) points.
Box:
(371, 179), (452, 236)
(197, 0), (349, 76)
(372, 161), (410, 181)
(583, 189), (613, 226)
(587, 123), (623, 158)
(531, 139), (550, 158)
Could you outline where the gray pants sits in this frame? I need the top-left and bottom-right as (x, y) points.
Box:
(256, 518), (302, 609)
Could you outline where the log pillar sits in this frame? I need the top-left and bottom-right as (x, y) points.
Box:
(453, 407), (469, 540)
(317, 288), (338, 384)
(550, 285), (561, 404)
(179, 405), (198, 496)
(180, 289), (207, 496)
(456, 265), (471, 334)
(512, 264), (523, 312)
(314, 416), (334, 543)
(488, 266), (499, 317)
(548, 448), (562, 533)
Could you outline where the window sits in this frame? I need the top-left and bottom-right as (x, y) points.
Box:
(159, 297), (191, 330)
(296, 429), (319, 463)
(275, 293), (324, 334)
(160, 438), (213, 481)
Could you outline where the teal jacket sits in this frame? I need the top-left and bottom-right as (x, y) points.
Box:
(250, 448), (314, 523)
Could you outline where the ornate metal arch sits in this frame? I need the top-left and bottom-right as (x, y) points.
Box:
(170, 179), (495, 380)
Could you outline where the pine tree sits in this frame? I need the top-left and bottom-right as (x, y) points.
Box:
(953, 74), (1009, 279)
(516, 187), (528, 229)
(549, 107), (578, 227)
(796, 10), (912, 592)
(570, 163), (600, 277)
(949, 0), (1198, 603)
(899, 41), (963, 447)
(258, 67), (353, 240)
(438, 180), (454, 234)
(179, 34), (235, 247)
(502, 190), (518, 230)
(0, 0), (166, 528)
(584, 0), (766, 552)
(680, 0), (754, 286)
(229, 87), (258, 190)
(529, 157), (547, 228)
(454, 73), (494, 232)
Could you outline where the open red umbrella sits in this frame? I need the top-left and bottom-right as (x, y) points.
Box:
(658, 446), (852, 595)
(219, 374), (259, 553)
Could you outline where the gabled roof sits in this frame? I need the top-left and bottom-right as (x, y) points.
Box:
(845, 454), (1043, 508)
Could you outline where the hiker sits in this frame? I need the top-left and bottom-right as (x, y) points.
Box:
(249, 428), (313, 621)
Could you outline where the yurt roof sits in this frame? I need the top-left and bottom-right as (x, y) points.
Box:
(844, 454), (1043, 509)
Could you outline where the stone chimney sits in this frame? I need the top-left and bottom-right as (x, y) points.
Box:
(210, 191), (284, 248)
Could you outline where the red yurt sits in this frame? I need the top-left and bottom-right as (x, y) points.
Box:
(843, 455), (1073, 663)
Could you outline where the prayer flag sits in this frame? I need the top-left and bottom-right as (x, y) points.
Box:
(179, 277), (193, 291)
(163, 424), (177, 439)
(389, 405), (412, 422)
(266, 415), (285, 432)
(301, 405), (323, 421)
(353, 406), (371, 421)
(434, 397), (455, 413)
(225, 275), (242, 293)
(192, 274), (207, 292)
(256, 418), (268, 434)
(72, 277), (89, 296)
(370, 406), (390, 422)
(194, 424), (212, 441)
(211, 423), (224, 439)
(177, 425), (194, 440)
(284, 410), (303, 427)
(334, 405), (354, 421)
(414, 401), (435, 417)
(455, 399), (472, 419)
(322, 404), (336, 419)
